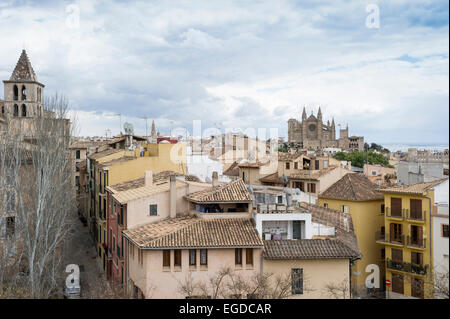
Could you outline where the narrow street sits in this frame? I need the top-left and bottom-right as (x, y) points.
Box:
(62, 211), (114, 298)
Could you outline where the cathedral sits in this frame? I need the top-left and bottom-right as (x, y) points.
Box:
(287, 107), (364, 151)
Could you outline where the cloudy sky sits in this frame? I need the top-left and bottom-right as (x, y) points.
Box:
(0, 0), (448, 146)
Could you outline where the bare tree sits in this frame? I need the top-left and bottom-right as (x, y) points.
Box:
(176, 266), (312, 299)
(323, 279), (350, 299)
(0, 93), (76, 298)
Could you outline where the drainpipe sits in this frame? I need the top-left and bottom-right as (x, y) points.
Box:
(424, 194), (433, 295)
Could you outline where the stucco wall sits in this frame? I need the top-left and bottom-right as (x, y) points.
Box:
(263, 258), (351, 299)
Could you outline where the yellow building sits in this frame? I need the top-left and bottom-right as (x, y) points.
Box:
(376, 180), (446, 299)
(318, 173), (385, 298)
(86, 143), (186, 271)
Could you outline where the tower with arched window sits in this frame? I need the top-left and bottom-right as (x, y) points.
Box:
(1, 50), (45, 119)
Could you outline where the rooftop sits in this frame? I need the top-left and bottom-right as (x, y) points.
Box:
(319, 173), (384, 201)
(87, 148), (122, 160)
(123, 216), (264, 249)
(300, 203), (360, 256)
(108, 171), (183, 192)
(263, 239), (359, 260)
(259, 172), (285, 184)
(288, 167), (337, 181)
(378, 178), (448, 195)
(223, 161), (240, 177)
(185, 178), (252, 203)
(9, 50), (38, 82)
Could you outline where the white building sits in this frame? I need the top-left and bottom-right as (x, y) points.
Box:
(431, 178), (449, 297)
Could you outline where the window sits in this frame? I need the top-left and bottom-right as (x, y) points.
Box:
(13, 85), (18, 100)
(13, 104), (18, 117)
(390, 197), (402, 217)
(200, 249), (208, 266)
(138, 249), (143, 266)
(315, 160), (319, 170)
(323, 160), (328, 168)
(113, 236), (116, 256)
(75, 176), (80, 186)
(189, 249), (196, 266)
(371, 170), (377, 176)
(242, 171), (246, 182)
(285, 162), (290, 170)
(1, 106), (4, 114)
(381, 204), (385, 214)
(246, 248), (253, 266)
(324, 203), (328, 208)
(174, 250), (182, 267)
(277, 196), (283, 204)
(441, 224), (449, 238)
(411, 252), (423, 266)
(21, 85), (27, 100)
(76, 150), (81, 159)
(21, 104), (26, 117)
(291, 268), (303, 294)
(381, 248), (385, 260)
(410, 199), (423, 219)
(294, 162), (298, 169)
(307, 183), (316, 193)
(149, 204), (157, 216)
(163, 250), (170, 267)
(341, 205), (349, 213)
(235, 248), (242, 265)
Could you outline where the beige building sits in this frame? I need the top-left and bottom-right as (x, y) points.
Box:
(363, 163), (397, 186)
(259, 203), (360, 299)
(121, 177), (264, 298)
(288, 107), (364, 151)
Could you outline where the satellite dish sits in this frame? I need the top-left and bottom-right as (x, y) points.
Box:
(124, 122), (134, 135)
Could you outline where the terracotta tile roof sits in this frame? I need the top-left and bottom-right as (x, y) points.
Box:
(259, 172), (285, 184)
(87, 148), (122, 160)
(108, 171), (182, 192)
(263, 239), (359, 259)
(377, 178), (448, 195)
(69, 140), (109, 149)
(123, 216), (264, 249)
(238, 160), (268, 168)
(186, 179), (252, 203)
(288, 167), (337, 181)
(278, 152), (302, 162)
(223, 161), (240, 177)
(109, 179), (187, 204)
(319, 173), (384, 201)
(299, 203), (360, 257)
(98, 156), (136, 168)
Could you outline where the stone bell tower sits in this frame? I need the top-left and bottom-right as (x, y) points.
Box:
(2, 50), (45, 118)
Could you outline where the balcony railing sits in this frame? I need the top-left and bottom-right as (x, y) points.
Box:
(386, 258), (428, 276)
(407, 210), (426, 222)
(375, 232), (405, 246)
(385, 207), (405, 220)
(407, 236), (426, 249)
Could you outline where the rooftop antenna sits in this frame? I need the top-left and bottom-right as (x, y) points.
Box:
(140, 116), (148, 137)
(116, 113), (122, 135)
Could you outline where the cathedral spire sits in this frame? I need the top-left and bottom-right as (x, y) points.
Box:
(331, 117), (335, 127)
(10, 49), (38, 82)
(151, 120), (156, 137)
(317, 106), (322, 120)
(302, 106), (307, 120)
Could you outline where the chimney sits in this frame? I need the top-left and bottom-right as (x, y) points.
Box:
(212, 171), (219, 187)
(169, 175), (177, 218)
(145, 171), (153, 187)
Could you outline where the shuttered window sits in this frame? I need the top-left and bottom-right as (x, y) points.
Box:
(200, 249), (208, 265)
(391, 198), (402, 217)
(189, 250), (196, 266)
(246, 248), (253, 265)
(391, 249), (403, 262)
(163, 250), (170, 267)
(174, 250), (182, 267)
(410, 199), (422, 219)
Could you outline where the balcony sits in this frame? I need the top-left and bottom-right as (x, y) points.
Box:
(407, 236), (426, 249)
(406, 210), (426, 223)
(385, 207), (405, 220)
(375, 232), (405, 247)
(386, 258), (428, 276)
